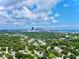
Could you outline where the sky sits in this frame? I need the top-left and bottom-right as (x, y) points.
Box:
(0, 0), (79, 30)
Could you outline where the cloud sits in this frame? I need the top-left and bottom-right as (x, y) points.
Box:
(36, 0), (57, 10)
(0, 0), (23, 7)
(0, 6), (4, 11)
(54, 13), (60, 17)
(63, 4), (69, 7)
(0, 0), (60, 25)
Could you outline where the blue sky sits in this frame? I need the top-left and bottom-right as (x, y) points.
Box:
(0, 0), (79, 30)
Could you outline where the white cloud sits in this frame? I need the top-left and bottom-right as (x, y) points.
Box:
(36, 0), (57, 10)
(64, 4), (69, 7)
(0, 20), (7, 24)
(23, 0), (57, 10)
(13, 22), (25, 25)
(50, 16), (54, 20)
(0, 6), (4, 11)
(52, 19), (59, 23)
(43, 16), (49, 21)
(0, 0), (60, 25)
(23, 6), (37, 20)
(54, 13), (60, 17)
